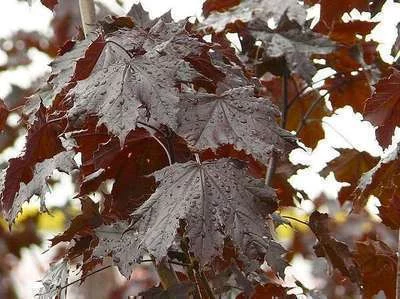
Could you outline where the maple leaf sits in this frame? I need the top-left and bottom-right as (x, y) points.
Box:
(36, 259), (69, 299)
(378, 194), (400, 229)
(321, 21), (377, 46)
(202, 0), (241, 16)
(238, 283), (296, 299)
(250, 22), (335, 83)
(309, 211), (361, 285)
(5, 151), (76, 222)
(320, 149), (379, 204)
(354, 239), (396, 299)
(139, 282), (194, 299)
(355, 145), (400, 213)
(177, 86), (295, 165)
(0, 99), (9, 132)
(201, 0), (307, 32)
(364, 68), (400, 147)
(325, 72), (372, 112)
(127, 3), (152, 28)
(77, 127), (184, 218)
(51, 197), (103, 246)
(49, 35), (104, 95)
(211, 263), (255, 296)
(0, 105), (68, 222)
(127, 2), (173, 29)
(94, 159), (285, 278)
(307, 0), (370, 29)
(40, 0), (58, 10)
(68, 20), (204, 144)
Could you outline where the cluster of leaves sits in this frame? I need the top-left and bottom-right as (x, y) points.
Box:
(1, 0), (400, 298)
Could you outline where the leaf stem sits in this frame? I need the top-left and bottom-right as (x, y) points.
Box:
(181, 237), (202, 299)
(151, 133), (172, 165)
(192, 259), (216, 299)
(153, 258), (179, 290)
(137, 121), (167, 138)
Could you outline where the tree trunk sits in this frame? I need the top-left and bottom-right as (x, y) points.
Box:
(79, 0), (96, 36)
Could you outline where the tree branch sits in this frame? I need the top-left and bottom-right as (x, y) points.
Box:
(79, 0), (97, 37)
(265, 70), (289, 186)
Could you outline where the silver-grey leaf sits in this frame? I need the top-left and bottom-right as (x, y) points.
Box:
(68, 44), (143, 144)
(177, 87), (295, 164)
(49, 35), (98, 95)
(95, 159), (285, 278)
(201, 0), (307, 32)
(253, 28), (335, 83)
(7, 151), (76, 222)
(68, 20), (204, 143)
(36, 259), (69, 299)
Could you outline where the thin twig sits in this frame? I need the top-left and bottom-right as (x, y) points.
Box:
(265, 150), (277, 186)
(286, 70), (365, 111)
(168, 261), (191, 267)
(58, 265), (112, 292)
(280, 70), (289, 129)
(281, 215), (309, 227)
(265, 70), (289, 186)
(296, 89), (330, 134)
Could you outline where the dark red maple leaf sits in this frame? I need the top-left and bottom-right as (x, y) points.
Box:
(354, 238), (396, 299)
(40, 0), (58, 10)
(75, 126), (190, 219)
(0, 104), (67, 221)
(51, 197), (103, 246)
(325, 72), (372, 112)
(379, 194), (400, 229)
(262, 75), (329, 148)
(309, 211), (361, 285)
(202, 0), (241, 16)
(364, 68), (400, 147)
(0, 99), (9, 132)
(307, 0), (370, 30)
(320, 149), (379, 204)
